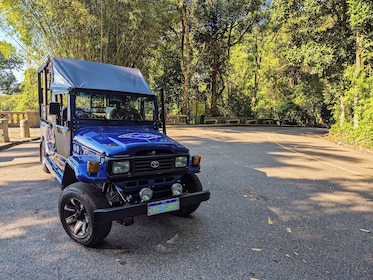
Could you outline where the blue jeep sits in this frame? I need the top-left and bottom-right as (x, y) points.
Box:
(38, 57), (210, 247)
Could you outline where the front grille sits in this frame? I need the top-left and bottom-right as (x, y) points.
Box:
(134, 157), (173, 173)
(107, 154), (189, 179)
(124, 176), (175, 189)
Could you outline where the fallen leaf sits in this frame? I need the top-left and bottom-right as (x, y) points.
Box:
(166, 233), (179, 244)
(267, 217), (273, 225)
(286, 227), (292, 233)
(359, 228), (370, 233)
(251, 248), (262, 252)
(155, 244), (168, 253)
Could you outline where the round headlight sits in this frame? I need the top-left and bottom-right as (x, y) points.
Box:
(139, 188), (153, 202)
(171, 183), (183, 196)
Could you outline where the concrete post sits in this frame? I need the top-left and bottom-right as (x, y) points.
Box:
(0, 118), (10, 143)
(20, 119), (30, 138)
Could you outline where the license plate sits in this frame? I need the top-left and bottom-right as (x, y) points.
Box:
(147, 198), (180, 216)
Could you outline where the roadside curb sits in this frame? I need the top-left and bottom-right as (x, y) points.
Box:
(0, 137), (41, 151)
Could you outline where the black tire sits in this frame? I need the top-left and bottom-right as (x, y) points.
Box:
(173, 173), (203, 217)
(40, 140), (50, 173)
(58, 182), (112, 247)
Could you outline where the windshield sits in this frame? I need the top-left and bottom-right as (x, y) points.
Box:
(74, 91), (156, 121)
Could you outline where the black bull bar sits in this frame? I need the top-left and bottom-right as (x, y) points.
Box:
(93, 190), (210, 224)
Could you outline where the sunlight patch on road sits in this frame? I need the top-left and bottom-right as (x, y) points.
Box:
(0, 217), (58, 239)
(267, 133), (373, 179)
(310, 191), (373, 213)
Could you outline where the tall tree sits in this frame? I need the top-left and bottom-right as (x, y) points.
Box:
(0, 41), (22, 95)
(0, 0), (173, 71)
(179, 1), (192, 116)
(347, 0), (373, 129)
(270, 0), (355, 125)
(165, 0), (195, 117)
(193, 0), (264, 116)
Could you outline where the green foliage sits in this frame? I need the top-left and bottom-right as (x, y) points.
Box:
(0, 42), (22, 95)
(330, 120), (373, 150)
(275, 100), (302, 123)
(223, 43), (253, 117)
(149, 40), (184, 114)
(327, 0), (373, 149)
(0, 0), (372, 149)
(334, 64), (373, 149)
(191, 0), (265, 116)
(0, 0), (174, 70)
(0, 67), (38, 111)
(16, 68), (38, 111)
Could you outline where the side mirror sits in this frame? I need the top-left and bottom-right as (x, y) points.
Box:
(49, 102), (61, 115)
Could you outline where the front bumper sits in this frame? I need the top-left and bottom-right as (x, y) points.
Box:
(93, 190), (210, 224)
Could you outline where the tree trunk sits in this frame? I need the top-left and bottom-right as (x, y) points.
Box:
(252, 39), (261, 114)
(180, 2), (191, 117)
(354, 32), (361, 129)
(340, 82), (345, 127)
(211, 52), (219, 117)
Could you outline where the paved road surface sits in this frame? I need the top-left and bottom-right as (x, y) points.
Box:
(0, 126), (372, 280)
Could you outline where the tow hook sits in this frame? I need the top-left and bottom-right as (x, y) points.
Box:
(117, 217), (134, 226)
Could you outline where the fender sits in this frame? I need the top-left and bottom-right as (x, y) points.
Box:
(188, 162), (201, 173)
(61, 155), (109, 189)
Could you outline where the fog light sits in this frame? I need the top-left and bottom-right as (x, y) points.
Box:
(139, 188), (153, 202)
(171, 183), (183, 196)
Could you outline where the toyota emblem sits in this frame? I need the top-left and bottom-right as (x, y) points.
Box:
(150, 161), (160, 169)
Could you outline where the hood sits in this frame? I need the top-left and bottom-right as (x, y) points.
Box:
(73, 126), (188, 157)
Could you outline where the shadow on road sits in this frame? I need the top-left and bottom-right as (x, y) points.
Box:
(0, 128), (372, 279)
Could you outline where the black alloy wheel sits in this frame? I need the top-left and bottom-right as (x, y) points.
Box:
(58, 182), (112, 247)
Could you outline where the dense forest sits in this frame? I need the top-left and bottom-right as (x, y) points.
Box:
(0, 0), (372, 149)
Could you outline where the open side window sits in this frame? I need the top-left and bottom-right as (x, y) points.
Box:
(38, 65), (52, 122)
(38, 63), (69, 125)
